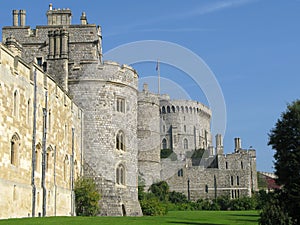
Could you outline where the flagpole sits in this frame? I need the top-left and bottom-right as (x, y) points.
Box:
(157, 60), (160, 95)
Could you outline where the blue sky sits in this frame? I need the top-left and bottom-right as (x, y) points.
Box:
(1, 0), (299, 172)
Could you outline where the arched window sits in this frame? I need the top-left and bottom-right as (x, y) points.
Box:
(10, 133), (20, 166)
(116, 130), (125, 151)
(162, 138), (167, 149)
(181, 106), (184, 113)
(171, 105), (175, 113)
(230, 176), (234, 186)
(241, 161), (243, 169)
(46, 146), (53, 173)
(167, 106), (170, 113)
(177, 168), (183, 177)
(162, 106), (166, 114)
(185, 106), (188, 113)
(237, 176), (240, 186)
(183, 139), (188, 149)
(189, 107), (192, 113)
(176, 106), (180, 112)
(116, 164), (125, 185)
(13, 90), (19, 118)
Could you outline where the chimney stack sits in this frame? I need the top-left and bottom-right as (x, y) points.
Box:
(19, 10), (26, 26)
(234, 137), (242, 152)
(215, 134), (223, 155)
(12, 10), (19, 26)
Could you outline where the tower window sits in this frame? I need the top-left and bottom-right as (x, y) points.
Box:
(116, 130), (125, 151)
(116, 98), (125, 113)
(116, 164), (125, 185)
(178, 168), (183, 177)
(184, 139), (188, 149)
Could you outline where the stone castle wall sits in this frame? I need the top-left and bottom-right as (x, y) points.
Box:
(0, 43), (83, 219)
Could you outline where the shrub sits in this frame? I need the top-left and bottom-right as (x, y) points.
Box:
(140, 197), (168, 216)
(74, 177), (101, 216)
(168, 191), (188, 204)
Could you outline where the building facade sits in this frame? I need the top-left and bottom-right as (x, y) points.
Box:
(0, 42), (83, 219)
(0, 4), (257, 219)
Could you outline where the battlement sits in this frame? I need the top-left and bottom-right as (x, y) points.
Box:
(160, 98), (212, 119)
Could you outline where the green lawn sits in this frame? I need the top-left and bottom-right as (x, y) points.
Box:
(0, 210), (259, 225)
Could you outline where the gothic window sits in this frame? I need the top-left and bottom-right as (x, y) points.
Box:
(167, 106), (170, 113)
(162, 125), (165, 133)
(183, 139), (188, 149)
(177, 168), (183, 177)
(13, 90), (19, 118)
(226, 161), (228, 169)
(172, 105), (175, 113)
(176, 106), (180, 112)
(162, 138), (167, 149)
(46, 146), (53, 173)
(184, 125), (187, 133)
(116, 98), (125, 113)
(181, 106), (184, 113)
(237, 176), (240, 186)
(241, 161), (243, 169)
(185, 106), (188, 113)
(231, 190), (234, 199)
(10, 133), (20, 166)
(116, 130), (125, 151)
(162, 106), (166, 114)
(116, 164), (125, 185)
(189, 107), (192, 113)
(230, 176), (234, 186)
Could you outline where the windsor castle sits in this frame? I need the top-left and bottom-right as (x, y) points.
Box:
(0, 4), (257, 219)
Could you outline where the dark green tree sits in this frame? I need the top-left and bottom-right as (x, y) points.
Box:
(267, 100), (300, 223)
(74, 177), (101, 216)
(148, 181), (170, 202)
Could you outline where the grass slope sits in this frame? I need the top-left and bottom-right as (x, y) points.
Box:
(0, 211), (259, 225)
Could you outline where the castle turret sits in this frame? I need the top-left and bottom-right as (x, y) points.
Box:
(138, 83), (161, 187)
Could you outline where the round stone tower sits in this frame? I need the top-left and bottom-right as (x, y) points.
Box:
(137, 83), (161, 188)
(68, 61), (142, 216)
(160, 96), (212, 157)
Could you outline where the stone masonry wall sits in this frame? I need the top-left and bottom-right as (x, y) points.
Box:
(0, 44), (83, 219)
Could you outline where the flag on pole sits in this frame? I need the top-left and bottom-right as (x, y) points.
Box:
(156, 59), (160, 94)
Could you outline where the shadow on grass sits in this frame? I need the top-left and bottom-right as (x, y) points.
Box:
(168, 221), (226, 225)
